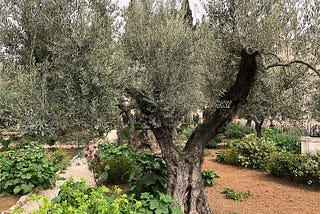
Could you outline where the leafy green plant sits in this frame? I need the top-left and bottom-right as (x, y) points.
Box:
(85, 143), (168, 195)
(221, 188), (251, 201)
(34, 178), (141, 214)
(0, 141), (56, 195)
(263, 128), (301, 154)
(34, 178), (181, 214)
(224, 149), (241, 166)
(85, 143), (135, 185)
(207, 135), (223, 149)
(107, 155), (133, 184)
(267, 152), (300, 177)
(235, 135), (276, 170)
(201, 169), (219, 186)
(176, 123), (189, 135)
(138, 192), (181, 214)
(204, 148), (211, 157)
(50, 148), (68, 172)
(176, 123), (193, 141)
(225, 123), (252, 139)
(129, 152), (168, 197)
(267, 152), (320, 186)
(215, 151), (225, 163)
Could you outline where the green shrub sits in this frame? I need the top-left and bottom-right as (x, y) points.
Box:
(204, 148), (211, 157)
(207, 135), (223, 149)
(263, 128), (301, 154)
(267, 152), (320, 186)
(215, 151), (225, 163)
(107, 155), (133, 184)
(226, 139), (240, 148)
(177, 123), (193, 140)
(267, 152), (300, 177)
(34, 178), (140, 214)
(129, 152), (168, 197)
(0, 141), (56, 195)
(85, 143), (168, 197)
(34, 178), (181, 214)
(201, 169), (219, 186)
(138, 192), (181, 214)
(176, 123), (189, 135)
(224, 149), (240, 165)
(85, 143), (135, 185)
(50, 148), (68, 171)
(235, 135), (276, 170)
(225, 123), (252, 139)
(221, 188), (251, 201)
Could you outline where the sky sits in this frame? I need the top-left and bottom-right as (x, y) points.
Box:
(116, 0), (206, 22)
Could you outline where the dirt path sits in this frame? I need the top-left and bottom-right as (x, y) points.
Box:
(204, 148), (320, 214)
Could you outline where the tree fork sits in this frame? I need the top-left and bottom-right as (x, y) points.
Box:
(125, 47), (260, 214)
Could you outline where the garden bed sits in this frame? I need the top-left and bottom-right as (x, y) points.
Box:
(204, 148), (320, 214)
(0, 147), (78, 213)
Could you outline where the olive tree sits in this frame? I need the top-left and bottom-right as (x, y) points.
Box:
(0, 0), (127, 134)
(123, 0), (320, 213)
(209, 0), (319, 137)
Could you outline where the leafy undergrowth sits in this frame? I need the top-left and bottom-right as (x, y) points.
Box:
(33, 178), (181, 214)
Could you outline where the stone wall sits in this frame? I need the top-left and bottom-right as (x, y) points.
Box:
(301, 136), (320, 153)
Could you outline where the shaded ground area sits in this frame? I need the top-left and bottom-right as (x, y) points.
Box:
(204, 148), (320, 214)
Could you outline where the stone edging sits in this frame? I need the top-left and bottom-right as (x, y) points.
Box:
(1, 154), (80, 214)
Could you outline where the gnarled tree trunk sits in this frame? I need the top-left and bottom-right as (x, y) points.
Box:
(125, 47), (259, 213)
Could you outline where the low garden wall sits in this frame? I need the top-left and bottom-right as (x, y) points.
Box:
(301, 136), (320, 153)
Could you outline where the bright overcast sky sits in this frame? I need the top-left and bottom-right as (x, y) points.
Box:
(117, 0), (206, 21)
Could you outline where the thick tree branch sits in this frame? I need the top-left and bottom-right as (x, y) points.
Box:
(124, 84), (155, 117)
(185, 47), (259, 153)
(258, 52), (320, 77)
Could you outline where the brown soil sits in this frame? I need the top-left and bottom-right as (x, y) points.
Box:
(204, 148), (320, 214)
(0, 195), (21, 212)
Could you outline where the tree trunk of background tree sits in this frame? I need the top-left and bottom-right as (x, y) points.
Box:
(254, 120), (264, 138)
(246, 118), (252, 127)
(116, 115), (124, 145)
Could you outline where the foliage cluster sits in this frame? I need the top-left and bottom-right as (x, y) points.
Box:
(263, 128), (301, 154)
(207, 135), (224, 149)
(176, 123), (193, 141)
(221, 188), (251, 201)
(201, 169), (220, 186)
(235, 135), (277, 170)
(85, 143), (167, 197)
(49, 148), (68, 172)
(34, 178), (181, 214)
(128, 152), (168, 197)
(216, 131), (320, 186)
(0, 141), (56, 195)
(216, 135), (276, 170)
(225, 123), (253, 139)
(267, 152), (320, 186)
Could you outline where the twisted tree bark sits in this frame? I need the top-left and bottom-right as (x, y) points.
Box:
(125, 47), (259, 213)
